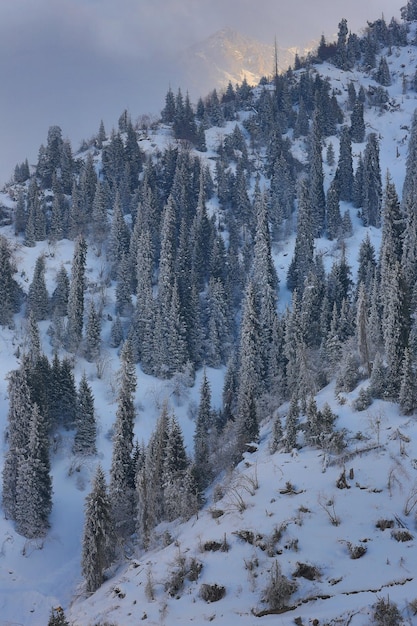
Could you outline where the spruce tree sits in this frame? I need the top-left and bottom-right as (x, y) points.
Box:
(2, 368), (33, 520)
(66, 235), (87, 352)
(108, 192), (131, 279)
(110, 314), (124, 348)
(51, 265), (69, 318)
(205, 277), (232, 368)
(382, 261), (410, 396)
(136, 404), (169, 546)
(194, 371), (215, 490)
(285, 395), (299, 452)
(82, 465), (114, 593)
(27, 254), (49, 321)
(15, 403), (52, 538)
(109, 340), (137, 539)
(84, 299), (101, 363)
(308, 109), (326, 236)
(0, 235), (21, 326)
(362, 133), (382, 227)
(374, 56), (391, 86)
(132, 227), (154, 367)
(357, 234), (377, 295)
(163, 415), (189, 521)
(326, 179), (342, 241)
(350, 101), (365, 143)
(335, 126), (354, 202)
(235, 281), (262, 455)
(57, 357), (77, 430)
(73, 374), (97, 456)
(356, 282), (371, 377)
(287, 180), (315, 294)
(399, 348), (417, 415)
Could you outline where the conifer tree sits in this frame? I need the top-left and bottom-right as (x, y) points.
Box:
(326, 179), (342, 241)
(335, 18), (349, 69)
(66, 235), (87, 352)
(82, 465), (114, 593)
(402, 109), (417, 210)
(0, 235), (21, 326)
(109, 340), (137, 539)
(26, 311), (42, 365)
(353, 153), (364, 208)
(115, 252), (133, 317)
(287, 180), (315, 294)
(73, 374), (97, 456)
(84, 299), (101, 363)
(15, 403), (52, 538)
(51, 265), (69, 318)
(27, 254), (49, 321)
(350, 101), (365, 143)
(2, 368), (33, 520)
(308, 109), (326, 236)
(194, 371), (215, 490)
(356, 282), (371, 377)
(362, 133), (382, 227)
(374, 56), (391, 86)
(132, 227), (154, 361)
(335, 126), (354, 202)
(161, 86), (176, 123)
(235, 281), (262, 455)
(369, 351), (386, 398)
(14, 189), (27, 235)
(49, 176), (66, 241)
(110, 314), (124, 348)
(357, 234), (377, 295)
(108, 192), (131, 279)
(57, 357), (78, 429)
(163, 415), (189, 521)
(136, 404), (169, 546)
(382, 261), (410, 396)
(205, 277), (232, 367)
(399, 348), (417, 415)
(285, 395), (299, 452)
(91, 179), (110, 247)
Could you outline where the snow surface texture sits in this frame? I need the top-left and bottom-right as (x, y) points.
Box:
(2, 19), (417, 626)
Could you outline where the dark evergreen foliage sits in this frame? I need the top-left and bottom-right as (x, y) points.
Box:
(0, 235), (22, 325)
(82, 464), (114, 593)
(73, 373), (97, 456)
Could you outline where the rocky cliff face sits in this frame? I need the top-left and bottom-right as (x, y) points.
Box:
(179, 28), (311, 97)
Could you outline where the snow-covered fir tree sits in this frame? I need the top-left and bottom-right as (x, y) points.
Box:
(82, 464), (114, 593)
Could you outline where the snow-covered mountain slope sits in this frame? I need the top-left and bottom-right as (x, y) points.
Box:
(3, 13), (417, 626)
(70, 389), (417, 626)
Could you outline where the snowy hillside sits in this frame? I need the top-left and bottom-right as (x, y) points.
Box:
(2, 7), (417, 626)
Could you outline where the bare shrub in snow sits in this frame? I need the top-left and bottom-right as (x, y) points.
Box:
(372, 596), (402, 626)
(261, 560), (297, 610)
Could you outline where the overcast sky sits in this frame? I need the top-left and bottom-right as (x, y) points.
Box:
(0, 0), (404, 186)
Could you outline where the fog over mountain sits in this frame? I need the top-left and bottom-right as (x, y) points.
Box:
(0, 0), (403, 185)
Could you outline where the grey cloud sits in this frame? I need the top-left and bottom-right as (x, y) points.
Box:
(0, 0), (405, 185)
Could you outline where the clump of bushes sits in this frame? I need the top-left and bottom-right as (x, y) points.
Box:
(202, 535), (229, 552)
(391, 528), (413, 542)
(199, 583), (226, 603)
(292, 562), (321, 581)
(376, 518), (394, 531)
(372, 596), (402, 626)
